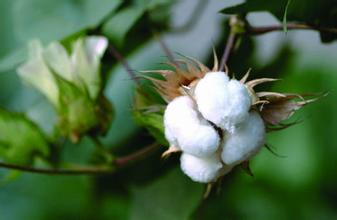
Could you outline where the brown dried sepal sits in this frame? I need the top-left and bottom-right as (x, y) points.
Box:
(161, 145), (181, 158)
(140, 51), (220, 102)
(258, 93), (323, 126)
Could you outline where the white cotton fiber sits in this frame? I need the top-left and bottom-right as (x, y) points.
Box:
(221, 111), (265, 166)
(177, 123), (220, 157)
(163, 96), (220, 157)
(223, 79), (252, 132)
(194, 72), (230, 126)
(180, 153), (223, 183)
(194, 72), (251, 132)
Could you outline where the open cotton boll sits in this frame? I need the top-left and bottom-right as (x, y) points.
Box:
(194, 72), (230, 126)
(180, 153), (223, 183)
(164, 95), (220, 156)
(194, 72), (252, 132)
(178, 122), (220, 157)
(221, 111), (265, 166)
(222, 79), (252, 132)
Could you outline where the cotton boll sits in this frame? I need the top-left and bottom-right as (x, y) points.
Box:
(164, 95), (220, 157)
(194, 72), (251, 131)
(164, 96), (199, 132)
(164, 125), (179, 148)
(178, 123), (220, 157)
(194, 72), (230, 126)
(221, 79), (252, 132)
(221, 111), (266, 166)
(180, 153), (223, 183)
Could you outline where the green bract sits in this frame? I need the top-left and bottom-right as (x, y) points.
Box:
(17, 36), (112, 142)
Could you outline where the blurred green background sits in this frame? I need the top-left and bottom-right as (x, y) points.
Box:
(0, 0), (337, 219)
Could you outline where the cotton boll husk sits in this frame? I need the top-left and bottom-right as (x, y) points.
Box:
(194, 71), (230, 126)
(180, 153), (223, 183)
(164, 96), (220, 157)
(221, 111), (266, 166)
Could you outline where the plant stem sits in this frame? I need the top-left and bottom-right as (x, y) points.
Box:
(155, 34), (176, 64)
(108, 43), (140, 86)
(0, 143), (160, 175)
(0, 162), (113, 175)
(219, 31), (236, 72)
(114, 142), (159, 166)
(248, 22), (337, 35)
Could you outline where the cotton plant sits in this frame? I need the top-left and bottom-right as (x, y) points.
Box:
(137, 53), (318, 184)
(17, 36), (112, 142)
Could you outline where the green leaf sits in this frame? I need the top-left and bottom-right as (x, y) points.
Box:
(0, 109), (49, 164)
(102, 6), (145, 47)
(221, 0), (337, 42)
(130, 168), (204, 220)
(133, 88), (167, 145)
(13, 0), (121, 44)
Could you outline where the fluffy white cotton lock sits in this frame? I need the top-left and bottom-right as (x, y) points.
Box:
(180, 153), (223, 183)
(223, 79), (252, 132)
(163, 96), (220, 157)
(221, 111), (265, 166)
(194, 72), (251, 132)
(177, 123), (220, 157)
(194, 72), (230, 126)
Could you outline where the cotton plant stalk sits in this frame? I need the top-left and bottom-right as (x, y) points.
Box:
(140, 52), (319, 184)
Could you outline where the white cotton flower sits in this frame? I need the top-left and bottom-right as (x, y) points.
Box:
(17, 40), (59, 107)
(180, 153), (223, 183)
(194, 71), (251, 132)
(18, 36), (108, 108)
(221, 111), (265, 166)
(44, 41), (73, 82)
(71, 36), (108, 99)
(163, 96), (220, 157)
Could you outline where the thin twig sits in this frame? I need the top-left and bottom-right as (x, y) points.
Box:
(114, 142), (160, 166)
(155, 34), (176, 64)
(108, 43), (140, 85)
(248, 22), (337, 35)
(0, 162), (113, 175)
(0, 143), (160, 175)
(219, 31), (236, 72)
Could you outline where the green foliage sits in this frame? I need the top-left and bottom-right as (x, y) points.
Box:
(0, 0), (121, 72)
(0, 0), (336, 219)
(133, 88), (167, 146)
(222, 0), (337, 42)
(129, 168), (204, 220)
(103, 6), (146, 47)
(0, 109), (49, 164)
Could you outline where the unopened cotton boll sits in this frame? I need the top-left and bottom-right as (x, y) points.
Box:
(164, 96), (220, 157)
(221, 111), (265, 166)
(194, 72), (251, 132)
(180, 153), (223, 183)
